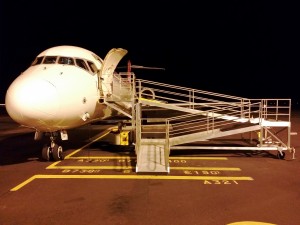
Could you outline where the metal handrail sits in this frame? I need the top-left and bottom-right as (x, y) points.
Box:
(134, 78), (291, 150)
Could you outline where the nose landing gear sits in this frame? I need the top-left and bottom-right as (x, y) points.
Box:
(41, 134), (64, 161)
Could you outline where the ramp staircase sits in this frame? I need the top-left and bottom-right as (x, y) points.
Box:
(105, 73), (293, 174)
(104, 73), (135, 119)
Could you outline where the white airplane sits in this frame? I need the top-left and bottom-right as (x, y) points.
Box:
(3, 45), (295, 173)
(5, 45), (134, 161)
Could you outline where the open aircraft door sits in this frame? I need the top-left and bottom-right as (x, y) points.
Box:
(98, 48), (128, 98)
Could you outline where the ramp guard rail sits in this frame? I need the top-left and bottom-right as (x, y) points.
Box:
(135, 78), (292, 155)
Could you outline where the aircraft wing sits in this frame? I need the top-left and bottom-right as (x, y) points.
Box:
(118, 64), (165, 70)
(130, 65), (165, 70)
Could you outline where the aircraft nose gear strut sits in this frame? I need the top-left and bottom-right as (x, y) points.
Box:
(42, 133), (64, 161)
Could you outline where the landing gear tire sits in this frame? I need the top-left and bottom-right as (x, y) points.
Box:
(41, 143), (64, 161)
(277, 151), (286, 160)
(52, 144), (64, 161)
(42, 145), (51, 161)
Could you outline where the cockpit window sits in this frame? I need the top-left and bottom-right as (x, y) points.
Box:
(30, 55), (98, 75)
(58, 57), (74, 65)
(43, 56), (57, 64)
(87, 61), (98, 73)
(75, 59), (89, 71)
(31, 57), (44, 66)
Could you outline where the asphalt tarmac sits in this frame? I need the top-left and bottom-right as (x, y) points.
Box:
(0, 108), (300, 225)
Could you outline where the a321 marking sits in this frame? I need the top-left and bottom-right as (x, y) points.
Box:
(204, 180), (239, 185)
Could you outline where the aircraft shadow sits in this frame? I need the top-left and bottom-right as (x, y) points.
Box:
(0, 133), (43, 165)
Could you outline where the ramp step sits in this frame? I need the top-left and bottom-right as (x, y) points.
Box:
(136, 144), (169, 174)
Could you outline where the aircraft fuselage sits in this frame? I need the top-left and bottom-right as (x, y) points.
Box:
(5, 46), (127, 132)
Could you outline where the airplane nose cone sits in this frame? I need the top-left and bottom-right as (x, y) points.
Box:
(5, 77), (59, 126)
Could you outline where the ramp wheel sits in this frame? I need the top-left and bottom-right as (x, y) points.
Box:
(277, 151), (285, 159)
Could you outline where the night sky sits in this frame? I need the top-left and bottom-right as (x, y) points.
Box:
(1, 1), (299, 107)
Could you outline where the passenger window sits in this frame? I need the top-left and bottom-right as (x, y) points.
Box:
(31, 57), (44, 66)
(87, 61), (97, 73)
(75, 59), (89, 71)
(58, 57), (74, 65)
(43, 56), (57, 64)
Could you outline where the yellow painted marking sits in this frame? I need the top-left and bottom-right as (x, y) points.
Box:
(140, 97), (160, 103)
(63, 135), (229, 161)
(48, 153), (231, 171)
(46, 161), (61, 169)
(47, 165), (135, 170)
(171, 167), (240, 171)
(227, 222), (276, 225)
(10, 176), (37, 191)
(46, 164), (240, 171)
(64, 149), (82, 159)
(171, 156), (228, 160)
(67, 156), (134, 159)
(64, 128), (114, 159)
(66, 155), (228, 160)
(11, 174), (253, 191)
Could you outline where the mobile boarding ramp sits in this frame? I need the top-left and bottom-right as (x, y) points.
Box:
(133, 79), (294, 174)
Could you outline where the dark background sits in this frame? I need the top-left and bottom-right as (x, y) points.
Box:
(1, 1), (299, 107)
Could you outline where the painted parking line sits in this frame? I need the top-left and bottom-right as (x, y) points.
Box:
(63, 128), (117, 159)
(11, 144), (253, 191)
(12, 156), (251, 191)
(11, 174), (254, 191)
(66, 155), (229, 160)
(47, 155), (238, 172)
(64, 141), (230, 161)
(46, 162), (241, 171)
